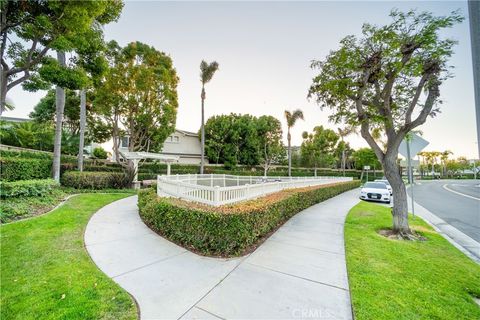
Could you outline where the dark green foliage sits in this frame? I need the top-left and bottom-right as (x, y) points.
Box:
(203, 113), (283, 167)
(0, 179), (59, 198)
(61, 171), (129, 189)
(301, 125), (339, 168)
(352, 148), (382, 170)
(138, 181), (360, 256)
(92, 147), (108, 159)
(1, 120), (83, 155)
(0, 149), (52, 160)
(0, 157), (52, 181)
(0, 188), (68, 223)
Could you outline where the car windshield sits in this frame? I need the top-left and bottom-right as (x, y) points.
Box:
(364, 182), (387, 189)
(375, 180), (390, 186)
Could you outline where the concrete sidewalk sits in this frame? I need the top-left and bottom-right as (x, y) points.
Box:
(85, 189), (360, 320)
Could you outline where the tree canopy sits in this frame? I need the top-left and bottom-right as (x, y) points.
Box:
(300, 125), (339, 168)
(203, 113), (285, 169)
(94, 41), (179, 158)
(352, 147), (382, 170)
(0, 0), (124, 111)
(308, 9), (464, 234)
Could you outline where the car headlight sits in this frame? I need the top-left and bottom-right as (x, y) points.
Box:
(361, 191), (366, 194)
(383, 193), (389, 196)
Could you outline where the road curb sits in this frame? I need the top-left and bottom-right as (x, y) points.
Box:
(406, 186), (480, 264)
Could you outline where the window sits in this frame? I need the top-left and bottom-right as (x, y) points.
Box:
(174, 136), (179, 142)
(120, 136), (129, 148)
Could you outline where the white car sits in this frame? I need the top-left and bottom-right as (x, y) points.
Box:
(375, 179), (392, 195)
(359, 182), (391, 203)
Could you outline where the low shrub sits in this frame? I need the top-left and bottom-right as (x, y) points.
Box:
(0, 188), (68, 223)
(138, 180), (360, 256)
(92, 147), (108, 159)
(0, 157), (52, 181)
(61, 171), (129, 189)
(0, 179), (59, 198)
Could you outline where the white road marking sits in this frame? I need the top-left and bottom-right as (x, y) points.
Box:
(443, 184), (480, 201)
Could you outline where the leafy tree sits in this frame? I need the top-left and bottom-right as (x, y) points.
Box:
(199, 60), (219, 174)
(203, 114), (233, 164)
(203, 113), (283, 169)
(30, 89), (80, 132)
(300, 125), (339, 173)
(337, 126), (357, 175)
(0, 0), (123, 113)
(308, 9), (463, 235)
(94, 41), (179, 162)
(334, 141), (355, 170)
(352, 148), (382, 170)
(440, 150), (453, 177)
(257, 115), (285, 176)
(284, 109), (304, 176)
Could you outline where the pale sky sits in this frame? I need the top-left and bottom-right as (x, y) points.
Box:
(4, 1), (477, 159)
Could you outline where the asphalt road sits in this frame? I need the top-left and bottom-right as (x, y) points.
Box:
(409, 180), (480, 242)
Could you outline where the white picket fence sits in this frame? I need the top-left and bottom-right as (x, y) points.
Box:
(157, 174), (353, 206)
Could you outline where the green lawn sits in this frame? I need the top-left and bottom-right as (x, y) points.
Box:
(345, 201), (480, 319)
(0, 193), (138, 320)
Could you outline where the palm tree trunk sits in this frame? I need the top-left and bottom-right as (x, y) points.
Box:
(342, 149), (346, 176)
(200, 86), (205, 174)
(52, 51), (66, 182)
(287, 129), (291, 177)
(77, 89), (86, 172)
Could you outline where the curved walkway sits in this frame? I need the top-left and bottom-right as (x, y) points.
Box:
(85, 189), (360, 320)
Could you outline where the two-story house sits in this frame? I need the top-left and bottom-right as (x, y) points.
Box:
(116, 129), (207, 165)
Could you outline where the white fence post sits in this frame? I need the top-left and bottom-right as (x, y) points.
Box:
(213, 185), (220, 206)
(156, 174), (352, 206)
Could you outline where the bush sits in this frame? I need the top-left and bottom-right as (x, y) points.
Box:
(92, 147), (108, 159)
(61, 171), (129, 189)
(0, 157), (52, 181)
(0, 188), (68, 223)
(0, 179), (59, 198)
(138, 180), (360, 256)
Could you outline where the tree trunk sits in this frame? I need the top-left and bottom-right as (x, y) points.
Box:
(383, 154), (411, 234)
(77, 89), (86, 172)
(200, 86), (205, 174)
(52, 51), (66, 182)
(0, 70), (7, 115)
(287, 129), (291, 177)
(342, 149), (346, 176)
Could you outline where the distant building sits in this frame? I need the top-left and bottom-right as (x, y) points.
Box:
(115, 129), (207, 165)
(0, 116), (30, 126)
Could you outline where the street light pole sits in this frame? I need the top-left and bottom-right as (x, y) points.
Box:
(406, 138), (415, 217)
(468, 0), (480, 159)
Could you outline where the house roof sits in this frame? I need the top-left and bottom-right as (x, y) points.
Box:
(176, 129), (199, 137)
(0, 116), (30, 123)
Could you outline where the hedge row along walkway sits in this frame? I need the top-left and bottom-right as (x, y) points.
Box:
(85, 190), (360, 319)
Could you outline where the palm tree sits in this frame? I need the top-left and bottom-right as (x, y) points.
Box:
(440, 150), (453, 177)
(337, 126), (357, 176)
(284, 109), (304, 176)
(199, 60), (219, 174)
(52, 51), (66, 183)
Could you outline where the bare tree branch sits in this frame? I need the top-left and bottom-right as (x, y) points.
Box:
(405, 73), (430, 123)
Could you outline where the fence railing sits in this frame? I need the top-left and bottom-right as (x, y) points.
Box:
(157, 174), (353, 206)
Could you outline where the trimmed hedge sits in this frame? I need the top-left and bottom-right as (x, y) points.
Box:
(61, 171), (128, 189)
(0, 157), (52, 181)
(0, 179), (59, 198)
(138, 180), (360, 256)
